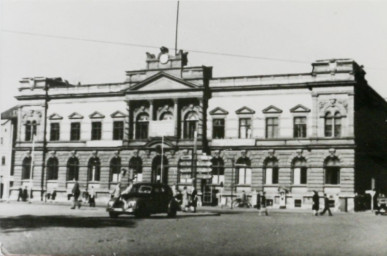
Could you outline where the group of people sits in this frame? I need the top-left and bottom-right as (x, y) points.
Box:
(312, 191), (333, 216)
(69, 180), (97, 209)
(17, 187), (29, 202)
(174, 186), (198, 213)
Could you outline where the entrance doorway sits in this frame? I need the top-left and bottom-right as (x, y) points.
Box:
(151, 155), (169, 184)
(201, 179), (215, 206)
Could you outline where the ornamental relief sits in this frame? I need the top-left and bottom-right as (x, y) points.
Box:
(318, 98), (348, 116)
(133, 105), (150, 119)
(181, 104), (201, 119)
(156, 104), (173, 120)
(22, 110), (42, 124)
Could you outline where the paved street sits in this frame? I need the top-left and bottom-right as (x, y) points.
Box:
(0, 202), (386, 256)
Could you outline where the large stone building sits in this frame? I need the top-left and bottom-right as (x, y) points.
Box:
(8, 48), (387, 211)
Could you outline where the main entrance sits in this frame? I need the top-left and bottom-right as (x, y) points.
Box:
(151, 155), (169, 184)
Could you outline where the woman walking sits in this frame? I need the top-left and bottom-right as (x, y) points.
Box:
(312, 191), (319, 216)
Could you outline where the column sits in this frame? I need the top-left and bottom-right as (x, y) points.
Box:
(311, 93), (318, 137)
(149, 100), (154, 120)
(126, 100), (132, 140)
(173, 99), (178, 137)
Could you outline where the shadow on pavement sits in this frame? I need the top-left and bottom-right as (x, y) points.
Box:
(0, 215), (137, 233)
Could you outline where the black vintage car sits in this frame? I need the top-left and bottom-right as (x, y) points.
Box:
(106, 183), (180, 218)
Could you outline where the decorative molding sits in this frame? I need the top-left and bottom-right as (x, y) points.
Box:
(89, 111), (105, 119)
(236, 106), (255, 115)
(49, 113), (63, 120)
(22, 110), (42, 124)
(133, 105), (149, 120)
(290, 104), (311, 113)
(209, 107), (229, 116)
(157, 104), (173, 120)
(110, 111), (127, 118)
(68, 112), (84, 120)
(318, 98), (348, 116)
(262, 105), (283, 114)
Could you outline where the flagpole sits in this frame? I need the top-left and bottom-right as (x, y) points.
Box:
(174, 1), (180, 55)
(161, 136), (164, 183)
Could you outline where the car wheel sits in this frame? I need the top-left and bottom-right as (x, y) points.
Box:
(109, 212), (119, 218)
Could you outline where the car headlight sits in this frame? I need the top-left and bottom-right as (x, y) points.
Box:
(127, 200), (137, 208)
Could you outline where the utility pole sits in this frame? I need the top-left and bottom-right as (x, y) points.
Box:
(174, 1), (180, 55)
(192, 131), (197, 189)
(41, 79), (49, 201)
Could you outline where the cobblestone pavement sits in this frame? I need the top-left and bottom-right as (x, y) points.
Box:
(0, 202), (386, 256)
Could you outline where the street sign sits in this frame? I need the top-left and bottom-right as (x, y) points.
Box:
(196, 174), (212, 179)
(180, 155), (192, 160)
(196, 168), (212, 173)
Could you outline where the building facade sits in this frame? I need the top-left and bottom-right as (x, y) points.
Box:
(9, 48), (387, 211)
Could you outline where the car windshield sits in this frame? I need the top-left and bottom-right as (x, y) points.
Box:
(130, 185), (152, 194)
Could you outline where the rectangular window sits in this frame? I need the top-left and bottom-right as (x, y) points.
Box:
(113, 121), (124, 140)
(136, 122), (148, 139)
(184, 121), (197, 139)
(265, 168), (279, 184)
(294, 117), (307, 138)
(70, 122), (81, 141)
(293, 167), (307, 185)
(266, 117), (278, 138)
(25, 123), (31, 141)
(213, 119), (225, 139)
(1, 137), (3, 144)
(294, 199), (302, 208)
(50, 123), (60, 141)
(239, 118), (251, 139)
(91, 122), (102, 140)
(325, 117), (333, 137)
(325, 167), (340, 184)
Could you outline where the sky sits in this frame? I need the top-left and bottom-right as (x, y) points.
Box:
(1, 0), (387, 113)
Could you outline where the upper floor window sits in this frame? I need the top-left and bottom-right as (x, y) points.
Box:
(324, 156), (340, 185)
(292, 157), (307, 185)
(184, 112), (198, 139)
(113, 121), (124, 140)
(211, 157), (224, 184)
(91, 122), (102, 140)
(264, 158), (279, 185)
(50, 123), (60, 141)
(22, 157), (32, 180)
(324, 112), (341, 137)
(294, 117), (307, 138)
(239, 118), (251, 139)
(213, 119), (225, 139)
(25, 121), (37, 141)
(266, 117), (278, 138)
(110, 157), (121, 182)
(236, 157), (251, 185)
(70, 122), (81, 141)
(136, 113), (149, 139)
(67, 157), (79, 181)
(47, 157), (59, 180)
(130, 157), (143, 182)
(88, 157), (100, 182)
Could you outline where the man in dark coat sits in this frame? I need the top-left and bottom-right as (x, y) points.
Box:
(22, 187), (28, 202)
(320, 193), (333, 216)
(71, 180), (81, 209)
(312, 191), (319, 216)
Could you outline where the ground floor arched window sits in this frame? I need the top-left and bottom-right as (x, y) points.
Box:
(22, 157), (32, 180)
(152, 155), (168, 184)
(88, 157), (100, 181)
(47, 157), (59, 180)
(67, 157), (79, 181)
(264, 157), (279, 185)
(292, 157), (307, 185)
(211, 157), (224, 185)
(324, 156), (340, 185)
(236, 157), (251, 185)
(110, 157), (121, 183)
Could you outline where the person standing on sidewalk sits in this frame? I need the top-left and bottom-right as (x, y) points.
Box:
(320, 193), (333, 216)
(312, 191), (320, 216)
(71, 180), (81, 209)
(88, 186), (96, 207)
(258, 192), (269, 216)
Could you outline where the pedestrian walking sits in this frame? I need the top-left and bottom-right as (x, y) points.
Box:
(189, 188), (198, 213)
(320, 194), (333, 216)
(89, 186), (96, 207)
(71, 180), (81, 209)
(312, 191), (320, 216)
(182, 186), (189, 212)
(17, 188), (23, 202)
(258, 192), (269, 216)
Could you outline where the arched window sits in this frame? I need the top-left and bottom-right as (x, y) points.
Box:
(47, 157), (59, 180)
(211, 157), (224, 184)
(324, 156), (340, 185)
(88, 157), (100, 182)
(160, 111), (173, 120)
(236, 157), (251, 185)
(110, 157), (121, 182)
(264, 158), (279, 185)
(22, 157), (32, 180)
(325, 112), (342, 137)
(136, 113), (149, 139)
(292, 157), (307, 185)
(129, 157), (143, 182)
(67, 157), (79, 181)
(184, 111), (198, 139)
(25, 121), (31, 141)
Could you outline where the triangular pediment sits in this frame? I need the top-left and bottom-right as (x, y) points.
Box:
(111, 110), (127, 118)
(209, 107), (229, 115)
(236, 106), (255, 115)
(49, 113), (63, 120)
(68, 112), (84, 119)
(127, 72), (199, 92)
(290, 104), (311, 113)
(262, 105), (283, 114)
(89, 111), (105, 119)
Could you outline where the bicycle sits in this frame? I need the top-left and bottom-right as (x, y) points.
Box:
(232, 197), (252, 208)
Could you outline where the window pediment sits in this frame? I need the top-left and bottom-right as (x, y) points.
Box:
(210, 107), (229, 115)
(89, 111), (105, 119)
(262, 105), (282, 114)
(49, 113), (63, 120)
(68, 112), (84, 119)
(236, 106), (255, 115)
(111, 111), (127, 118)
(290, 104), (310, 113)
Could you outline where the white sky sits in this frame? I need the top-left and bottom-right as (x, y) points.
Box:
(1, 0), (387, 113)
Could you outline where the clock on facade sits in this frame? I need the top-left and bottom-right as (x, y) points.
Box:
(159, 53), (169, 64)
